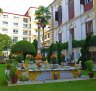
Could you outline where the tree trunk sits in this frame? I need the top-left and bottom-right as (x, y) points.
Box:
(42, 27), (45, 56)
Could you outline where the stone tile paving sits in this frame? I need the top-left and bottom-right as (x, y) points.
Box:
(8, 75), (92, 86)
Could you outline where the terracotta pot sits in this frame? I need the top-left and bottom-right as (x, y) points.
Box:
(11, 74), (18, 84)
(88, 72), (94, 78)
(53, 73), (58, 80)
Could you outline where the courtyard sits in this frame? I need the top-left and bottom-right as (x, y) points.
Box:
(0, 0), (96, 91)
(0, 64), (96, 91)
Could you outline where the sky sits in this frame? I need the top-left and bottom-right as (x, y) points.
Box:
(0, 0), (54, 15)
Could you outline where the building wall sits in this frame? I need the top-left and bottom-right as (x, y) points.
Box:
(0, 7), (37, 43)
(49, 0), (95, 61)
(26, 7), (38, 42)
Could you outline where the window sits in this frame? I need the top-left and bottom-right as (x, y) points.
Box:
(42, 36), (43, 41)
(30, 24), (31, 28)
(13, 37), (18, 43)
(23, 30), (28, 35)
(70, 28), (74, 39)
(13, 23), (18, 27)
(23, 18), (28, 23)
(14, 16), (19, 19)
(69, 0), (72, 3)
(86, 20), (93, 35)
(80, 0), (85, 5)
(68, 0), (74, 20)
(29, 38), (31, 42)
(55, 11), (58, 21)
(2, 28), (8, 33)
(58, 5), (62, 26)
(23, 37), (27, 41)
(58, 33), (62, 42)
(85, 0), (92, 5)
(29, 31), (31, 35)
(3, 15), (8, 18)
(30, 17), (31, 22)
(3, 21), (8, 26)
(48, 33), (50, 38)
(45, 35), (47, 40)
(23, 24), (28, 28)
(13, 29), (18, 34)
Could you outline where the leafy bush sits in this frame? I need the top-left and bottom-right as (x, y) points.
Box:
(19, 75), (29, 81)
(9, 65), (16, 80)
(85, 60), (94, 72)
(42, 56), (46, 61)
(15, 54), (24, 63)
(11, 40), (36, 59)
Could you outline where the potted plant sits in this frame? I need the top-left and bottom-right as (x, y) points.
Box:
(51, 54), (57, 64)
(19, 75), (29, 81)
(35, 54), (42, 69)
(9, 65), (18, 84)
(85, 60), (94, 78)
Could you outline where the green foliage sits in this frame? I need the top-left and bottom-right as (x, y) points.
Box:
(9, 65), (16, 79)
(32, 39), (37, 55)
(56, 42), (62, 65)
(15, 54), (24, 63)
(0, 64), (96, 91)
(0, 8), (3, 14)
(72, 40), (85, 48)
(89, 35), (96, 46)
(0, 33), (12, 51)
(42, 56), (46, 61)
(60, 42), (68, 49)
(47, 43), (57, 63)
(19, 75), (28, 81)
(11, 40), (36, 59)
(80, 33), (92, 69)
(35, 6), (51, 25)
(35, 6), (51, 52)
(85, 60), (94, 72)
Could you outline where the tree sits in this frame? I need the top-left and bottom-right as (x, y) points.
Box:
(35, 6), (51, 55)
(0, 33), (12, 51)
(32, 39), (38, 55)
(79, 33), (92, 69)
(56, 42), (62, 65)
(11, 40), (36, 59)
(0, 8), (3, 15)
(47, 44), (53, 63)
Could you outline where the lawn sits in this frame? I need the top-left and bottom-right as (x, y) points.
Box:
(0, 64), (96, 91)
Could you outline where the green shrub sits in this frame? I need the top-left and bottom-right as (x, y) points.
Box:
(85, 60), (94, 72)
(15, 54), (24, 63)
(9, 65), (16, 80)
(11, 40), (36, 59)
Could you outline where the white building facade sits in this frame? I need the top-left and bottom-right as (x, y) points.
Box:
(0, 7), (37, 43)
(49, 0), (96, 62)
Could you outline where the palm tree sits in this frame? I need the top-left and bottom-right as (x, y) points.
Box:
(35, 6), (51, 56)
(0, 8), (3, 15)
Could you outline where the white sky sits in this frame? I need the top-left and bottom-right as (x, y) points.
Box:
(0, 0), (54, 15)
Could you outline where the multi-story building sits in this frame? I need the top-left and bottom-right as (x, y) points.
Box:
(40, 26), (51, 47)
(49, 0), (96, 62)
(0, 7), (37, 43)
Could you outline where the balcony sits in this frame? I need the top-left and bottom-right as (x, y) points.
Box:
(84, 1), (93, 12)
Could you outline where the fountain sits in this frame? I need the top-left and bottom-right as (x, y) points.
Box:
(16, 61), (80, 82)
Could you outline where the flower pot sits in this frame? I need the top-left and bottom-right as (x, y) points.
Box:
(53, 73), (58, 80)
(11, 74), (18, 84)
(88, 72), (94, 78)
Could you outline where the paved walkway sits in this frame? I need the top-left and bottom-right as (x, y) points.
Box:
(8, 75), (93, 86)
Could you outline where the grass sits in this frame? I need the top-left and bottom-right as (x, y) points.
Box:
(0, 64), (96, 91)
(82, 70), (96, 77)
